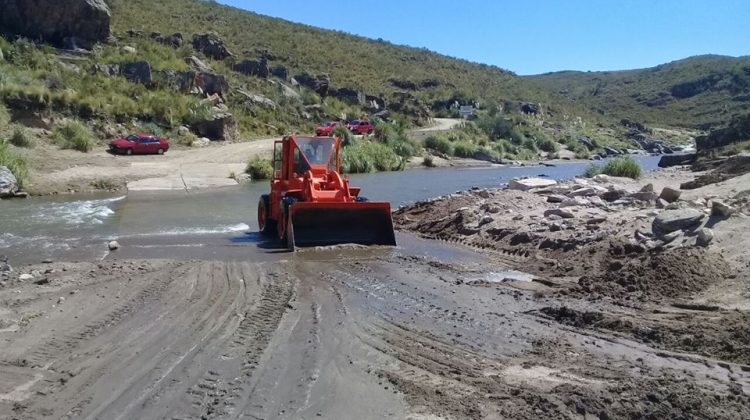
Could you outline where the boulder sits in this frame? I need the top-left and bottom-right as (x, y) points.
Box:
(155, 70), (195, 92)
(658, 153), (697, 168)
(711, 200), (733, 218)
(0, 0), (111, 49)
(640, 183), (654, 193)
(659, 187), (682, 203)
(559, 197), (589, 208)
(270, 65), (289, 80)
(192, 33), (233, 60)
(191, 108), (236, 140)
(546, 195), (566, 203)
(569, 187), (599, 197)
(194, 72), (228, 96)
(508, 177), (557, 191)
(93, 63), (119, 77)
(652, 208), (705, 234)
(121, 60), (152, 84)
(389, 79), (417, 90)
(107, 240), (120, 251)
(696, 228), (714, 247)
(520, 102), (540, 115)
(600, 189), (627, 202)
(627, 191), (658, 202)
(0, 166), (19, 198)
(232, 58), (269, 78)
(544, 208), (575, 219)
(237, 90), (277, 109)
(330, 87), (365, 105)
(656, 198), (669, 209)
(278, 83), (301, 100)
(151, 32), (183, 48)
(184, 55), (213, 73)
(295, 73), (330, 96)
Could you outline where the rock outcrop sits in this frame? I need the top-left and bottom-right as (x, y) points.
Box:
(0, 0), (111, 49)
(294, 73), (330, 96)
(192, 33), (233, 60)
(121, 61), (152, 85)
(232, 59), (269, 78)
(0, 166), (18, 198)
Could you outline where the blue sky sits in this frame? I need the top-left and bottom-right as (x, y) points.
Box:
(217, 0), (748, 75)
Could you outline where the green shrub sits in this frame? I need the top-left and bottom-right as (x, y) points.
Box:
(452, 141), (477, 158)
(54, 120), (95, 152)
(583, 156), (642, 179)
(423, 155), (435, 167)
(425, 135), (453, 155)
(341, 141), (403, 173)
(178, 131), (198, 146)
(10, 127), (33, 148)
(141, 122), (167, 136)
(582, 164), (602, 178)
(574, 148), (591, 159)
(332, 124), (353, 146)
(245, 157), (274, 180)
(601, 156), (642, 179)
(536, 137), (560, 153)
(0, 140), (28, 189)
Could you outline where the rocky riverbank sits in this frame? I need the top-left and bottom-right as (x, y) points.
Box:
(394, 163), (750, 366)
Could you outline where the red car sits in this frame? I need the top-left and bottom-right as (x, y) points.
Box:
(110, 133), (170, 155)
(347, 119), (374, 135)
(315, 121), (342, 136)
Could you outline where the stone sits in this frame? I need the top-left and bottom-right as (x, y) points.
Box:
(194, 137), (211, 147)
(107, 240), (120, 251)
(330, 87), (365, 105)
(121, 61), (152, 84)
(19, 274), (34, 281)
(191, 109), (236, 140)
(661, 230), (683, 244)
(0, 0), (111, 49)
(656, 198), (669, 209)
(549, 223), (562, 232)
(659, 187), (682, 203)
(658, 153), (697, 168)
(640, 183), (654, 193)
(237, 90), (277, 109)
(652, 209), (705, 234)
(587, 217), (607, 224)
(57, 296), (65, 304)
(479, 216), (494, 226)
(559, 197), (589, 208)
(592, 174), (611, 183)
(600, 189), (627, 202)
(546, 195), (566, 203)
(0, 166), (19, 198)
(278, 83), (301, 100)
(270, 65), (289, 80)
(711, 200), (733, 218)
(122, 45), (137, 54)
(696, 228), (714, 247)
(194, 72), (228, 96)
(508, 177), (557, 191)
(232, 58), (269, 78)
(627, 191), (658, 202)
(544, 208), (575, 219)
(93, 63), (119, 77)
(192, 33), (233, 60)
(512, 214), (524, 221)
(294, 73), (331, 96)
(184, 55), (213, 72)
(588, 196), (605, 207)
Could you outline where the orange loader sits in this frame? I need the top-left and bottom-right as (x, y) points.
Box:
(257, 135), (396, 250)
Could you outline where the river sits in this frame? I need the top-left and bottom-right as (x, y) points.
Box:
(0, 156), (661, 263)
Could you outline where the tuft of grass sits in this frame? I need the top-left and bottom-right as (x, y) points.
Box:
(422, 154), (435, 167)
(10, 126), (33, 148)
(0, 139), (28, 189)
(54, 120), (95, 152)
(424, 135), (453, 155)
(332, 124), (353, 146)
(584, 156), (642, 179)
(245, 157), (274, 180)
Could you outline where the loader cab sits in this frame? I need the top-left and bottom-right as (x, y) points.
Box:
(273, 136), (341, 180)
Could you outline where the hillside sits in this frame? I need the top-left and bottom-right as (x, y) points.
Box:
(527, 55), (750, 129)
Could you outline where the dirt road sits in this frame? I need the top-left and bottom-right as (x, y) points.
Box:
(2, 235), (748, 419)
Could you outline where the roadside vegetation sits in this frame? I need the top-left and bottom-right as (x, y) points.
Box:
(245, 157), (273, 180)
(10, 126), (34, 148)
(54, 120), (95, 152)
(0, 139), (28, 188)
(583, 156), (642, 179)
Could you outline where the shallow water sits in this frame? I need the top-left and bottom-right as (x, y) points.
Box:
(0, 156), (661, 263)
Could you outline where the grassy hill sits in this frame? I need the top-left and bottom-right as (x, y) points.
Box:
(527, 55), (750, 129)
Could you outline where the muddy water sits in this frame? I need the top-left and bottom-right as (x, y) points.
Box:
(0, 156), (661, 263)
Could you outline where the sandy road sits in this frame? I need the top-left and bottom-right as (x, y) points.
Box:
(27, 119), (464, 194)
(1, 237), (747, 419)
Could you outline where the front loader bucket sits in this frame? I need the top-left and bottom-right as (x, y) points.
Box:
(289, 202), (397, 248)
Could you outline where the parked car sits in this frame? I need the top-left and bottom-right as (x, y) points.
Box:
(110, 133), (170, 155)
(347, 119), (374, 135)
(315, 121), (343, 136)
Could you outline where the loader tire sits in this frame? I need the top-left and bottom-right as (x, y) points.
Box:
(258, 195), (276, 235)
(279, 196), (298, 249)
